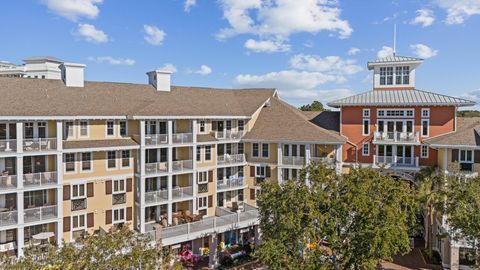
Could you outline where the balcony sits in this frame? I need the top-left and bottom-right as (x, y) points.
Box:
(217, 177), (246, 191)
(23, 172), (57, 188)
(172, 133), (193, 144)
(310, 157), (336, 168)
(217, 153), (245, 166)
(145, 161), (168, 175)
(145, 134), (168, 146)
(374, 155), (419, 169)
(282, 156), (306, 166)
(172, 186), (193, 200)
(71, 198), (87, 211)
(212, 130), (245, 141)
(373, 132), (420, 145)
(172, 160), (193, 172)
(145, 190), (168, 204)
(0, 211), (18, 227)
(113, 193), (126, 205)
(24, 205), (58, 223)
(0, 174), (17, 190)
(23, 138), (57, 152)
(0, 139), (16, 153)
(198, 183), (208, 194)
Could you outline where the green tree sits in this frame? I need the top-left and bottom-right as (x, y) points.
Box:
(299, 101), (329, 112)
(257, 165), (417, 270)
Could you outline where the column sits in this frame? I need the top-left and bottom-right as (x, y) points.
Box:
(192, 120), (197, 143)
(16, 122), (23, 154)
(450, 245), (459, 270)
(305, 144), (311, 165)
(16, 156), (23, 189)
(209, 233), (218, 268)
(443, 148), (449, 174)
(139, 205), (146, 233)
(56, 121), (63, 151)
(167, 120), (173, 145)
(56, 187), (63, 245)
(277, 143), (282, 184)
(167, 202), (173, 224)
(167, 175), (173, 200)
(335, 144), (343, 175)
(17, 227), (24, 258)
(17, 191), (24, 258)
(253, 225), (260, 246)
(139, 120), (146, 147)
(192, 173), (198, 214)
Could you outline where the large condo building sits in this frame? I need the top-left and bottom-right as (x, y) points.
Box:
(0, 55), (477, 269)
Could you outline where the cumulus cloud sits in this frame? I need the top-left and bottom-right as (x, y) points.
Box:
(290, 54), (362, 75)
(433, 0), (480, 24)
(377, 46), (394, 58)
(410, 44), (439, 59)
(143, 24), (166, 46)
(159, 63), (177, 73)
(410, 8), (435, 27)
(244, 39), (290, 53)
(184, 0), (196, 12)
(77, 23), (108, 43)
(195, 65), (212, 75)
(347, 47), (360, 56)
(88, 56), (135, 65)
(41, 0), (103, 21)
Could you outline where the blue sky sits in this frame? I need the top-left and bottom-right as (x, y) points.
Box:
(2, 0), (480, 108)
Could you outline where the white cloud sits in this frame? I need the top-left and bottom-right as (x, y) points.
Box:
(410, 8), (435, 27)
(217, 0), (352, 51)
(347, 47), (360, 56)
(290, 54), (362, 75)
(433, 0), (480, 24)
(77, 23), (108, 43)
(244, 39), (290, 53)
(88, 56), (135, 65)
(143, 24), (166, 46)
(410, 44), (439, 59)
(195, 65), (212, 75)
(184, 0), (196, 12)
(41, 0), (103, 21)
(234, 70), (345, 89)
(159, 63), (177, 73)
(377, 46), (394, 58)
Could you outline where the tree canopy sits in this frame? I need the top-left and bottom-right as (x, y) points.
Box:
(299, 101), (329, 112)
(257, 165), (418, 270)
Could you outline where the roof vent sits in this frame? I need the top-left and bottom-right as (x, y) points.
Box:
(60, 62), (85, 87)
(264, 100), (271, 107)
(147, 70), (172, 92)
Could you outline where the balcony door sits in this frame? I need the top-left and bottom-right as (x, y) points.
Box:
(23, 156), (46, 174)
(397, 146), (413, 165)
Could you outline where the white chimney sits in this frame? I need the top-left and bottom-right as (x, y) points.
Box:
(147, 70), (172, 92)
(61, 62), (85, 87)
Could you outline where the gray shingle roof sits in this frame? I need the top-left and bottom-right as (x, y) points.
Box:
(327, 89), (475, 108)
(368, 55), (423, 64)
(425, 118), (480, 147)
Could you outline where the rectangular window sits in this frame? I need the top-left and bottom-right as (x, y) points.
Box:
(292, 145), (298, 156)
(72, 214), (86, 230)
(386, 67), (393, 85)
(113, 208), (125, 224)
(421, 108), (430, 118)
(421, 145), (429, 158)
(121, 150), (130, 167)
(65, 153), (76, 172)
(252, 143), (259, 157)
(238, 143), (244, 154)
(119, 121), (127, 137)
(65, 121), (74, 139)
(199, 120), (206, 133)
(255, 165), (266, 177)
(226, 120), (232, 130)
(402, 66), (410, 84)
(106, 121), (115, 136)
(81, 152), (92, 171)
(363, 119), (370, 136)
(421, 120), (429, 137)
(262, 143), (269, 158)
(196, 147), (202, 161)
(362, 143), (370, 156)
(198, 196), (208, 209)
(79, 121), (88, 137)
(460, 150), (473, 163)
(113, 179), (125, 193)
(107, 151), (116, 169)
(197, 171), (208, 184)
(238, 120), (244, 131)
(362, 109), (370, 118)
(380, 67), (386, 85)
(72, 184), (86, 199)
(205, 145), (211, 161)
(24, 122), (34, 139)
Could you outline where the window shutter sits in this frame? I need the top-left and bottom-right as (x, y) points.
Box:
(250, 189), (256, 200)
(87, 213), (94, 228)
(208, 195), (213, 208)
(105, 210), (112, 225)
(266, 166), (271, 178)
(250, 166), (255, 177)
(87, 182), (94, 198)
(63, 185), (70, 201)
(208, 170), (213, 183)
(475, 151), (480, 163)
(63, 216), (71, 232)
(126, 178), (133, 192)
(105, 180), (112, 195)
(451, 149), (459, 162)
(126, 207), (133, 221)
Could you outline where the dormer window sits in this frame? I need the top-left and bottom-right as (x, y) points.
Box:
(395, 66), (410, 85)
(380, 67), (393, 85)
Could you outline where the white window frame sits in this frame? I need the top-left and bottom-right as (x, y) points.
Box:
(106, 151), (117, 170)
(362, 109), (370, 118)
(377, 109), (415, 118)
(362, 143), (370, 156)
(71, 183), (86, 199)
(79, 120), (89, 138)
(199, 120), (206, 134)
(460, 150), (473, 163)
(252, 143), (259, 158)
(197, 171), (208, 184)
(421, 119), (430, 137)
(65, 153), (76, 173)
(421, 145), (429, 158)
(261, 143), (269, 158)
(255, 165), (266, 177)
(238, 120), (245, 132)
(65, 121), (75, 139)
(198, 196), (208, 210)
(421, 108), (430, 118)
(119, 120), (128, 137)
(113, 207), (126, 224)
(113, 178), (126, 194)
(106, 120), (115, 137)
(80, 152), (92, 172)
(196, 146), (202, 162)
(362, 119), (370, 136)
(204, 145), (212, 161)
(121, 150), (130, 168)
(71, 213), (87, 240)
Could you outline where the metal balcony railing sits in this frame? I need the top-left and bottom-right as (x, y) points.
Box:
(172, 186), (193, 200)
(0, 211), (18, 227)
(282, 156), (306, 166)
(374, 155), (419, 168)
(23, 138), (57, 152)
(145, 162), (168, 175)
(212, 131), (245, 140)
(23, 172), (57, 187)
(24, 205), (57, 223)
(172, 160), (193, 172)
(0, 139), (16, 152)
(145, 190), (169, 204)
(373, 132), (420, 144)
(172, 133), (193, 144)
(217, 154), (245, 165)
(145, 134), (168, 146)
(0, 175), (17, 190)
(217, 177), (246, 191)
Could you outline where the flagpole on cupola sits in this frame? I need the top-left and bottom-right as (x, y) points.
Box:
(393, 24), (397, 56)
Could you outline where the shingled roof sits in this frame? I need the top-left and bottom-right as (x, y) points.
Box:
(425, 117), (480, 148)
(243, 98), (345, 143)
(328, 89), (475, 108)
(0, 77), (275, 118)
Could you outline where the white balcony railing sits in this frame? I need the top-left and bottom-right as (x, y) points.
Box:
(23, 138), (57, 152)
(217, 153), (245, 165)
(172, 186), (194, 200)
(145, 162), (168, 175)
(145, 134), (168, 146)
(374, 155), (419, 168)
(0, 175), (17, 190)
(212, 130), (245, 141)
(172, 133), (193, 144)
(310, 157), (336, 167)
(0, 139), (16, 152)
(217, 177), (246, 191)
(145, 190), (169, 204)
(172, 160), (193, 172)
(24, 205), (57, 223)
(0, 211), (18, 227)
(282, 156), (306, 166)
(23, 172), (57, 187)
(373, 132), (420, 144)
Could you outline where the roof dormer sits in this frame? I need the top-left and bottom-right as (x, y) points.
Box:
(368, 55), (423, 90)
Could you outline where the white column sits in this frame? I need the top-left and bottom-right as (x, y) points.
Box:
(167, 203), (172, 224)
(17, 191), (24, 258)
(277, 143), (282, 184)
(168, 147), (173, 173)
(139, 205), (146, 233)
(16, 156), (23, 189)
(139, 120), (146, 147)
(56, 121), (63, 151)
(17, 227), (24, 258)
(450, 245), (459, 270)
(192, 120), (197, 143)
(192, 173), (198, 214)
(305, 144), (311, 165)
(335, 144), (343, 175)
(443, 148), (448, 174)
(16, 122), (23, 154)
(167, 175), (173, 200)
(167, 120), (173, 145)
(209, 233), (218, 268)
